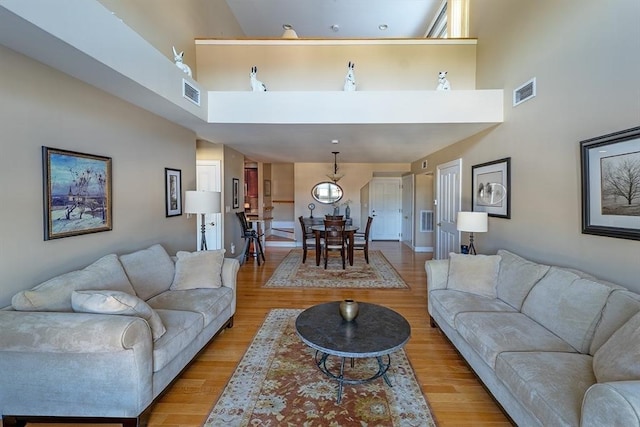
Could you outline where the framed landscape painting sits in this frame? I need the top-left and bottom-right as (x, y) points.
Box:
(581, 126), (640, 240)
(165, 168), (182, 217)
(42, 147), (112, 240)
(472, 157), (511, 218)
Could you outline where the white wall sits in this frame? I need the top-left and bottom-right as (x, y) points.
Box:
(413, 0), (640, 291)
(0, 45), (197, 307)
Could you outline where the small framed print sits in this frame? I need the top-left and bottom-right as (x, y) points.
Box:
(233, 177), (240, 209)
(43, 146), (112, 240)
(165, 168), (182, 217)
(581, 126), (640, 240)
(472, 157), (511, 219)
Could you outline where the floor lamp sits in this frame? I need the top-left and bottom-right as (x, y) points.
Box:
(456, 212), (488, 255)
(185, 190), (221, 251)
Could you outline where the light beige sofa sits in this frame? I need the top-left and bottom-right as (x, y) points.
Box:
(426, 250), (640, 427)
(0, 244), (239, 427)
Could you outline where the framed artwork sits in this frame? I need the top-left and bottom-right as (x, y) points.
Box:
(264, 179), (272, 197)
(581, 126), (640, 240)
(165, 168), (182, 217)
(42, 146), (112, 240)
(233, 177), (240, 209)
(472, 157), (511, 218)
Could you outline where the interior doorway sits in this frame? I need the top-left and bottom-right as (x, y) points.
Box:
(196, 160), (222, 250)
(435, 159), (461, 259)
(370, 178), (401, 240)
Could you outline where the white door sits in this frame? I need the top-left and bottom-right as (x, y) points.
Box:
(370, 178), (401, 240)
(401, 174), (414, 248)
(435, 159), (462, 259)
(196, 160), (222, 250)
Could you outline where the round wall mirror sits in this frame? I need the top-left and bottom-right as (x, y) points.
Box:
(311, 182), (343, 204)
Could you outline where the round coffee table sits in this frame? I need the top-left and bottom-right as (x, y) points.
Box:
(295, 301), (411, 403)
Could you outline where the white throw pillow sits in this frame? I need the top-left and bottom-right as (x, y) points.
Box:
(446, 252), (501, 298)
(171, 249), (225, 290)
(71, 290), (166, 341)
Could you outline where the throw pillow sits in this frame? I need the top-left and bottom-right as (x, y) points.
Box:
(119, 244), (175, 301)
(71, 290), (166, 341)
(447, 252), (501, 298)
(593, 311), (640, 383)
(171, 249), (226, 290)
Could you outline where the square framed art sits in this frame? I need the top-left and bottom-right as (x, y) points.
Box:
(472, 157), (511, 219)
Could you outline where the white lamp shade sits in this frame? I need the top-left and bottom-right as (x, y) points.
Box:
(457, 211), (488, 232)
(184, 191), (221, 214)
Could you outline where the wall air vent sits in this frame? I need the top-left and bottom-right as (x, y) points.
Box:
(182, 79), (200, 106)
(420, 210), (434, 232)
(513, 77), (536, 107)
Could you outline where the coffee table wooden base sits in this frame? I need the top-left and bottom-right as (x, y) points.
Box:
(314, 351), (393, 403)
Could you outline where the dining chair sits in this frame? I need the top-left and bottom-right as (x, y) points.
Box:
(352, 216), (373, 264)
(323, 218), (346, 269)
(236, 211), (265, 266)
(298, 216), (321, 264)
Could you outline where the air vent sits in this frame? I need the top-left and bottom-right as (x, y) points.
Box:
(513, 77), (536, 107)
(420, 210), (434, 232)
(182, 79), (200, 106)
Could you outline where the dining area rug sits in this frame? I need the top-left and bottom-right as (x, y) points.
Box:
(264, 250), (409, 289)
(204, 309), (436, 427)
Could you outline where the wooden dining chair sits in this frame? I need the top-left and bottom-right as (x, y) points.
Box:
(298, 216), (321, 264)
(352, 216), (373, 263)
(323, 218), (346, 269)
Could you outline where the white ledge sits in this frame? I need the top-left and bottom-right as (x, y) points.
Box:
(208, 90), (503, 124)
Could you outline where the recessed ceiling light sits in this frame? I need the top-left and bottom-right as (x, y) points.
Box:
(331, 24), (340, 32)
(331, 139), (339, 144)
(378, 24), (388, 31)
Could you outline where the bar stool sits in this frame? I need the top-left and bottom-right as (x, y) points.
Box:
(236, 212), (265, 265)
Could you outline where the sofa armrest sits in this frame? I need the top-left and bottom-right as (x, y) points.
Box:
(0, 311), (154, 417)
(425, 259), (449, 317)
(222, 258), (240, 315)
(581, 381), (640, 427)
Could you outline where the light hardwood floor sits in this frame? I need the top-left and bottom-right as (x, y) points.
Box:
(148, 242), (512, 426)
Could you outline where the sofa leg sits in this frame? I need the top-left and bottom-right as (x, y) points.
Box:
(227, 315), (234, 328)
(2, 416), (27, 427)
(429, 315), (438, 328)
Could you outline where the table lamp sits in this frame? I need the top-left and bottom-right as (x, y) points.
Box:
(456, 211), (488, 255)
(185, 190), (221, 251)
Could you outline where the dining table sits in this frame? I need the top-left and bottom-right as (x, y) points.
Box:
(311, 224), (360, 267)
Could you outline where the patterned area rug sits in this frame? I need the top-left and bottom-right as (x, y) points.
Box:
(264, 250), (409, 288)
(205, 309), (436, 427)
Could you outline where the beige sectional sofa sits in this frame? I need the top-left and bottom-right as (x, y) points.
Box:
(0, 244), (239, 427)
(426, 250), (640, 427)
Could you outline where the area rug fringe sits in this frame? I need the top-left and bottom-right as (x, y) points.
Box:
(264, 250), (409, 289)
(204, 309), (436, 427)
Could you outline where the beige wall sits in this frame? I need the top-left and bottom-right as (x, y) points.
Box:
(271, 163), (295, 221)
(0, 45), (197, 307)
(98, 0), (244, 78)
(413, 0), (640, 291)
(221, 145), (246, 257)
(196, 42), (477, 91)
(294, 162), (410, 241)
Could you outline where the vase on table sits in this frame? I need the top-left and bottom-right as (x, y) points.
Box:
(345, 205), (351, 219)
(339, 299), (359, 321)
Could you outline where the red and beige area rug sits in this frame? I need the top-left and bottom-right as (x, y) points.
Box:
(205, 309), (436, 427)
(264, 250), (409, 289)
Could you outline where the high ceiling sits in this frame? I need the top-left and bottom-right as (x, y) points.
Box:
(224, 0), (443, 39)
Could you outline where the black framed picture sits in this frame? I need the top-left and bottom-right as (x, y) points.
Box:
(472, 157), (511, 218)
(581, 126), (640, 240)
(42, 146), (112, 240)
(165, 168), (182, 217)
(233, 177), (240, 209)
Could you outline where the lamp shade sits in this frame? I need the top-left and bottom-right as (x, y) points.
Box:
(457, 211), (488, 232)
(184, 191), (221, 214)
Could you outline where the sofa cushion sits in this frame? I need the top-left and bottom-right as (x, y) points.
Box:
(496, 249), (550, 310)
(496, 351), (595, 427)
(120, 244), (175, 301)
(147, 287), (233, 327)
(446, 253), (501, 298)
(152, 309), (203, 372)
(590, 290), (640, 354)
(11, 254), (135, 312)
(521, 267), (616, 353)
(429, 289), (516, 329)
(593, 311), (640, 383)
(170, 249), (225, 290)
(71, 290), (166, 341)
(455, 311), (576, 368)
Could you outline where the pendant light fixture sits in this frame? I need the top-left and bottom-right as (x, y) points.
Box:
(326, 151), (344, 183)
